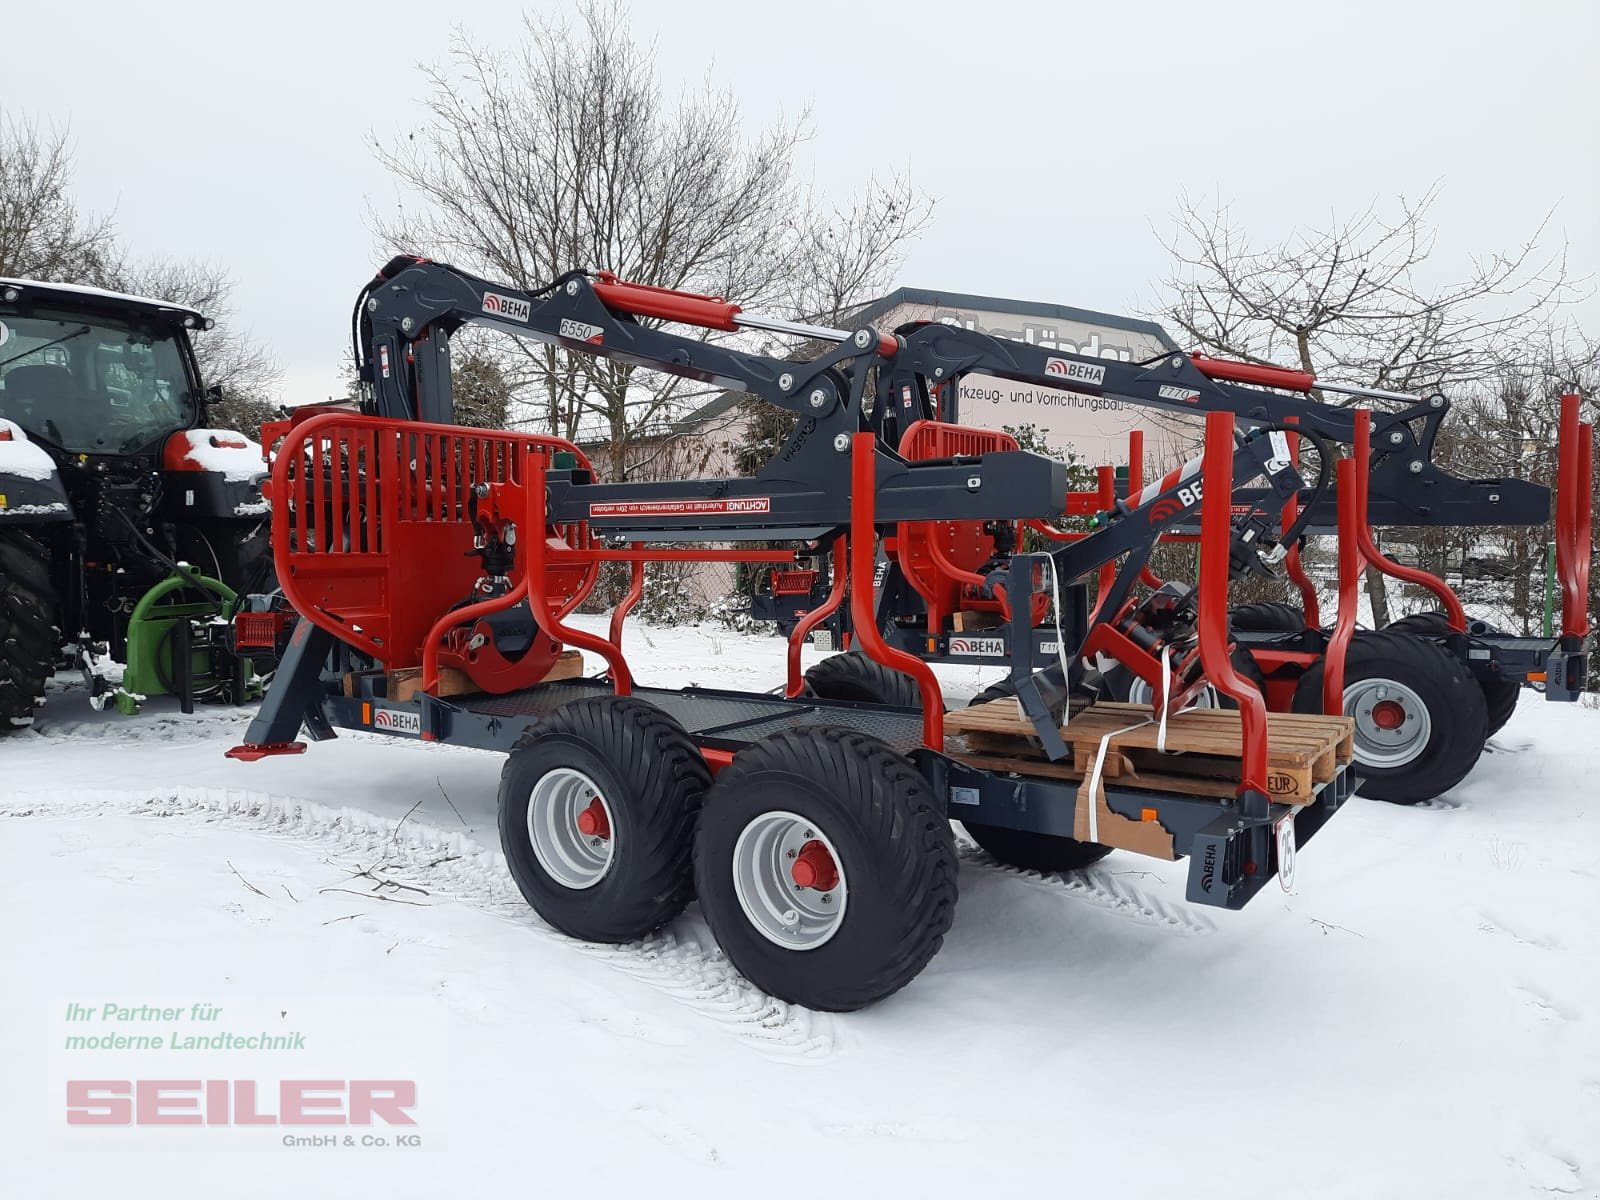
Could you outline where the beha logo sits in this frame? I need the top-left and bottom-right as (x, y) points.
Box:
(949, 636), (1005, 656)
(481, 291), (532, 322)
(1200, 842), (1218, 891)
(1043, 358), (1106, 387)
(1148, 481), (1204, 524)
(374, 709), (422, 735)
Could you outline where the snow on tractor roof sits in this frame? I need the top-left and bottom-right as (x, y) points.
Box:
(0, 277), (206, 320)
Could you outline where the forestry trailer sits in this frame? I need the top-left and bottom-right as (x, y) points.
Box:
(227, 256), (1591, 1010)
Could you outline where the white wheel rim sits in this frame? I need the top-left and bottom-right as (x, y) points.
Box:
(1123, 676), (1221, 709)
(526, 767), (614, 890)
(1345, 678), (1433, 768)
(731, 810), (848, 950)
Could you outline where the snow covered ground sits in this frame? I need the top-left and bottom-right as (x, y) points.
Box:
(4, 616), (1598, 1197)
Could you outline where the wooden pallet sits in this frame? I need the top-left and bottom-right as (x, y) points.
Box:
(945, 698), (1354, 806)
(386, 649), (584, 703)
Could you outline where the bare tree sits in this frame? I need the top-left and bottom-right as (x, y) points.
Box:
(1415, 330), (1598, 645)
(109, 258), (284, 436)
(448, 337), (513, 430)
(1156, 188), (1580, 624)
(372, 0), (930, 453)
(0, 113), (283, 435)
(0, 113), (117, 281)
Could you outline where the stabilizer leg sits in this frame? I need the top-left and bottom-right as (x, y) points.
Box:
(227, 621), (337, 760)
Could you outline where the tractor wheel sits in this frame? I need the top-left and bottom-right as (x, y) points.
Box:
(960, 821), (1111, 872)
(1384, 609), (1521, 736)
(1480, 680), (1521, 738)
(1291, 629), (1488, 804)
(1230, 602), (1307, 632)
(1100, 646), (1265, 709)
(498, 696), (709, 942)
(0, 528), (60, 730)
(802, 652), (922, 708)
(694, 727), (957, 1011)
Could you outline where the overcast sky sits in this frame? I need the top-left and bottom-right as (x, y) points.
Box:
(7, 0), (1596, 403)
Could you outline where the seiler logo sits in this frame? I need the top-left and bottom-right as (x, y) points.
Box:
(481, 291), (532, 322)
(374, 709), (422, 736)
(65, 1079), (418, 1127)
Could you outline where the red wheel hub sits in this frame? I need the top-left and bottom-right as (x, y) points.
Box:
(790, 839), (839, 891)
(1370, 699), (1407, 731)
(575, 797), (610, 839)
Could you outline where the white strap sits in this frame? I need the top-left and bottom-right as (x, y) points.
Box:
(1157, 643), (1173, 753)
(1044, 556), (1072, 734)
(1084, 715), (1155, 843)
(1085, 643), (1198, 839)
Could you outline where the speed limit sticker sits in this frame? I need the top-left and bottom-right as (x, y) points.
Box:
(1276, 813), (1297, 891)
(0, 321), (10, 348)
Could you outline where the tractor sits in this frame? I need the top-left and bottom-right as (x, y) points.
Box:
(0, 276), (282, 727)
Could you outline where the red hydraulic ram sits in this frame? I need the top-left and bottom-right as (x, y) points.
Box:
(592, 270), (899, 357)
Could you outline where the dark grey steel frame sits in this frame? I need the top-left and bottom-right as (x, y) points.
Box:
(257, 621), (1346, 910)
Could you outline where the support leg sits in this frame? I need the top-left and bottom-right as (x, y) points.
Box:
(227, 621), (337, 759)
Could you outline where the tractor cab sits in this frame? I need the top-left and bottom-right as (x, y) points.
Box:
(0, 279), (208, 456)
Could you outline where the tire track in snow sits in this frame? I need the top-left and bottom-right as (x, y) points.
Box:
(0, 786), (836, 1062)
(27, 709), (253, 743)
(955, 843), (1216, 935)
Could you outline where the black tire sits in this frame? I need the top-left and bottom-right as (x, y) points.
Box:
(1384, 610), (1521, 737)
(1291, 629), (1488, 804)
(802, 652), (922, 708)
(1480, 679), (1521, 738)
(1229, 602), (1306, 632)
(0, 528), (60, 730)
(693, 727), (958, 1012)
(1384, 609), (1452, 638)
(960, 821), (1111, 872)
(497, 696), (710, 943)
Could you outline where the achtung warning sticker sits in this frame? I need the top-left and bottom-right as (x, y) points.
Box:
(589, 497), (772, 518)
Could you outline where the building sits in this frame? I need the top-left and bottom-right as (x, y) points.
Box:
(678, 286), (1197, 471)
(652, 288), (1201, 614)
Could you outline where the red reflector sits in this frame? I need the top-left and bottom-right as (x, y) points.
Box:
(771, 569), (818, 596)
(209, 435), (249, 449)
(233, 612), (284, 649)
(0, 428), (12, 442)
